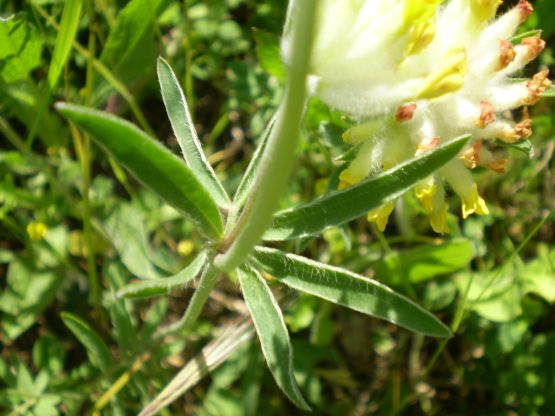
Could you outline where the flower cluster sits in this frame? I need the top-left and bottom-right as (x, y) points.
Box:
(285, 0), (551, 233)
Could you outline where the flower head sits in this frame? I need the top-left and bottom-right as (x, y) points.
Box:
(284, 0), (550, 233)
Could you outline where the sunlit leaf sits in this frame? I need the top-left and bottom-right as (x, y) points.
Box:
(55, 103), (224, 239)
(237, 266), (310, 410)
(252, 247), (452, 338)
(157, 57), (229, 206)
(264, 135), (470, 241)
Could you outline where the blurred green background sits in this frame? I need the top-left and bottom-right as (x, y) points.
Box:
(1, 0), (554, 414)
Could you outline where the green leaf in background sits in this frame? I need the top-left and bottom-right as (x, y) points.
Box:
(0, 82), (65, 146)
(237, 266), (310, 410)
(369, 239), (475, 285)
(157, 57), (230, 207)
(117, 250), (208, 299)
(264, 135), (470, 241)
(233, 114), (276, 207)
(93, 0), (168, 104)
(0, 13), (43, 83)
(458, 272), (523, 322)
(497, 138), (534, 159)
(0, 258), (62, 340)
(253, 247), (452, 338)
(534, 0), (555, 39)
(102, 202), (175, 279)
(55, 103), (224, 239)
(104, 261), (140, 356)
(46, 0), (83, 90)
(61, 312), (113, 371)
(253, 29), (285, 82)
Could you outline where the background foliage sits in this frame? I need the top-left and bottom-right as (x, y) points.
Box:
(1, 0), (554, 414)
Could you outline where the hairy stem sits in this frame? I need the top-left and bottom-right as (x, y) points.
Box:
(214, 0), (318, 272)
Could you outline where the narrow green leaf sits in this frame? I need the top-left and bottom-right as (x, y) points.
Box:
(510, 29), (542, 45)
(252, 247), (452, 338)
(237, 266), (310, 410)
(93, 0), (166, 104)
(55, 103), (223, 239)
(104, 261), (139, 355)
(264, 135), (470, 241)
(47, 0), (83, 90)
(496, 138), (534, 159)
(233, 114), (276, 207)
(61, 312), (112, 371)
(117, 251), (208, 299)
(157, 57), (229, 207)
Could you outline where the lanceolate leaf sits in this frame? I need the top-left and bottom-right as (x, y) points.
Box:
(61, 312), (113, 371)
(263, 135), (470, 241)
(116, 251), (208, 299)
(47, 0), (83, 90)
(233, 114), (276, 207)
(237, 266), (310, 410)
(157, 57), (229, 207)
(252, 247), (452, 338)
(55, 103), (223, 239)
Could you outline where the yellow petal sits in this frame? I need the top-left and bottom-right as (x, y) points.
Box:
(429, 202), (449, 234)
(405, 21), (436, 57)
(404, 0), (444, 26)
(416, 48), (468, 100)
(415, 178), (436, 213)
(469, 0), (503, 22)
(461, 184), (489, 219)
(367, 201), (396, 232)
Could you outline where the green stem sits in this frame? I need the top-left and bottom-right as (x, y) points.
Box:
(70, 124), (103, 321)
(157, 263), (221, 337)
(67, 1), (104, 324)
(0, 116), (31, 155)
(214, 0), (318, 272)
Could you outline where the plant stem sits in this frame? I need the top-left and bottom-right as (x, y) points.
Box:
(214, 0), (318, 272)
(70, 124), (103, 320)
(157, 263), (221, 337)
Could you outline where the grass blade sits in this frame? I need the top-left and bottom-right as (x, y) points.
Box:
(252, 247), (452, 338)
(61, 312), (112, 371)
(264, 135), (470, 241)
(47, 0), (83, 90)
(237, 266), (310, 410)
(157, 57), (230, 207)
(139, 319), (255, 416)
(55, 103), (223, 239)
(116, 251), (208, 299)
